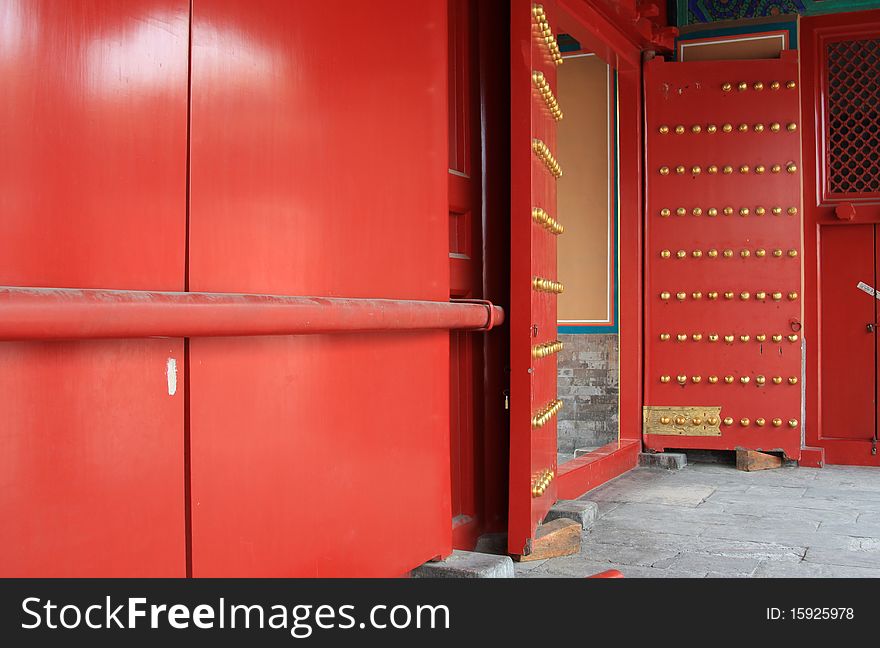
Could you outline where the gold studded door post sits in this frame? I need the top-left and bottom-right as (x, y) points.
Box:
(644, 52), (803, 460)
(508, 0), (564, 556)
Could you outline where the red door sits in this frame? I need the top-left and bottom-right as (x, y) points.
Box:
(187, 0), (452, 576)
(643, 53), (804, 460)
(803, 12), (880, 466)
(818, 226), (876, 443)
(508, 0), (564, 557)
(0, 0), (189, 576)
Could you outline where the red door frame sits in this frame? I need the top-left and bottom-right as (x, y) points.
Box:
(448, 0), (487, 550)
(551, 0), (656, 498)
(445, 0), (514, 551)
(802, 9), (880, 466)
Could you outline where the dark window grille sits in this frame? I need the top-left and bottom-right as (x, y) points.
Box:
(826, 38), (880, 196)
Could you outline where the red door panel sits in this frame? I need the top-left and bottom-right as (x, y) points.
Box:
(188, 0), (451, 576)
(644, 54), (803, 459)
(820, 226), (875, 440)
(802, 11), (880, 465)
(509, 0), (562, 556)
(0, 0), (189, 576)
(0, 341), (185, 576)
(0, 0), (188, 290)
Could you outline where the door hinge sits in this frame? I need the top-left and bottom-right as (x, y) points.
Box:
(502, 389), (510, 410)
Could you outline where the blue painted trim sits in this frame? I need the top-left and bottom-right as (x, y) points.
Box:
(801, 0), (880, 16)
(559, 324), (618, 334)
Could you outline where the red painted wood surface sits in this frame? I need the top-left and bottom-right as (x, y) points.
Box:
(508, 0), (561, 556)
(644, 54), (803, 460)
(616, 62), (644, 450)
(476, 0), (514, 540)
(0, 0), (189, 576)
(187, 0), (451, 576)
(802, 10), (880, 466)
(448, 0), (484, 551)
(557, 440), (639, 500)
(818, 226), (875, 441)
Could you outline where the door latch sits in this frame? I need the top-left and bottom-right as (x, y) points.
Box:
(868, 323), (876, 333)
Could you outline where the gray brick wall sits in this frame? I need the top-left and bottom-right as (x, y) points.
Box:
(557, 333), (619, 455)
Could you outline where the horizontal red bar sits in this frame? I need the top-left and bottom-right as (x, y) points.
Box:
(0, 287), (504, 340)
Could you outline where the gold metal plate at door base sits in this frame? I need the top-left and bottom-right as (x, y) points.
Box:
(643, 405), (723, 436)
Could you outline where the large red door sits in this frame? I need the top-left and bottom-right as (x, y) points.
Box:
(802, 12), (880, 465)
(187, 0), (452, 576)
(643, 53), (803, 460)
(508, 0), (564, 556)
(0, 0), (189, 575)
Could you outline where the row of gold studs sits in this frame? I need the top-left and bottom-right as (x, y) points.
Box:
(531, 468), (555, 498)
(532, 207), (564, 234)
(660, 375), (799, 386)
(660, 206), (798, 217)
(532, 340), (564, 358)
(659, 163), (797, 175)
(659, 122), (797, 135)
(533, 277), (564, 293)
(659, 414), (798, 428)
(661, 248), (798, 259)
(659, 333), (799, 343)
(722, 81), (796, 92)
(532, 71), (563, 120)
(532, 399), (563, 428)
(665, 414), (721, 426)
(659, 290), (798, 301)
(532, 139), (563, 178)
(532, 5), (562, 65)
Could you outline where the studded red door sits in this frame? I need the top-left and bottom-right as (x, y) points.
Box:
(508, 0), (564, 556)
(643, 53), (803, 460)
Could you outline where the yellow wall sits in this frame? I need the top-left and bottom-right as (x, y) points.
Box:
(556, 54), (613, 325)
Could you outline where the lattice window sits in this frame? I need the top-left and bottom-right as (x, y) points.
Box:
(826, 38), (880, 196)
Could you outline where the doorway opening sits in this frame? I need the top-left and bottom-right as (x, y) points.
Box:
(554, 46), (620, 469)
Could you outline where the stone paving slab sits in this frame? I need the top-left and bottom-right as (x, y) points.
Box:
(519, 559), (708, 579)
(753, 558), (880, 578)
(517, 462), (880, 578)
(720, 502), (859, 525)
(652, 552), (761, 577)
(817, 520), (880, 537)
(804, 546), (880, 569)
(586, 528), (807, 561)
(591, 483), (716, 507)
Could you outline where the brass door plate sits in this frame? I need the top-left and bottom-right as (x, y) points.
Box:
(643, 405), (723, 436)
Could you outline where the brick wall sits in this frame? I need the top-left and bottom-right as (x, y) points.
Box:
(557, 333), (619, 457)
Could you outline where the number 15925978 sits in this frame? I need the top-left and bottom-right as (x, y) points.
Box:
(767, 608), (854, 621)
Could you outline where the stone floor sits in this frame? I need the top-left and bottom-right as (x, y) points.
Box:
(516, 459), (880, 578)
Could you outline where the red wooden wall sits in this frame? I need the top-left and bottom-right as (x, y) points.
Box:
(0, 0), (189, 577)
(1, 0), (452, 577)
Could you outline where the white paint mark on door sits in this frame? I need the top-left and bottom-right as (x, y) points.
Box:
(166, 357), (178, 396)
(857, 281), (880, 299)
